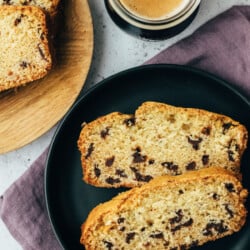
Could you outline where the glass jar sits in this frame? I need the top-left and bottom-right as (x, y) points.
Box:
(105, 0), (201, 40)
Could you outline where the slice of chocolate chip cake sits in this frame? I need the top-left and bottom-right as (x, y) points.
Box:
(0, 6), (52, 92)
(81, 167), (248, 250)
(77, 101), (248, 188)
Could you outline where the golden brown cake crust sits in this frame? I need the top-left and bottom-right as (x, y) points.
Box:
(78, 101), (248, 188)
(0, 5), (52, 92)
(0, 0), (61, 17)
(81, 167), (248, 250)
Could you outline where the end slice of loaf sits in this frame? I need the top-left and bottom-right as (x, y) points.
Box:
(77, 101), (248, 188)
(0, 6), (52, 92)
(81, 167), (248, 250)
(0, 0), (60, 18)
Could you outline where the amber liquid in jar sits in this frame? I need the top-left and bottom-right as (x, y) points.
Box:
(105, 0), (200, 40)
(119, 0), (188, 21)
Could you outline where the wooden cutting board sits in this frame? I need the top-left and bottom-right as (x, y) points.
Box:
(0, 0), (93, 154)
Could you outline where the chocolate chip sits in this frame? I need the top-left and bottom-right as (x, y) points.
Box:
(224, 204), (234, 218)
(227, 139), (238, 162)
(85, 143), (94, 159)
(170, 248), (178, 250)
(201, 126), (211, 135)
(3, 0), (12, 4)
(149, 232), (164, 239)
(126, 232), (136, 244)
(14, 18), (21, 26)
(37, 44), (47, 61)
(184, 218), (193, 227)
(222, 122), (235, 134)
(190, 240), (199, 248)
(202, 155), (209, 165)
(202, 220), (228, 236)
(115, 169), (128, 178)
(94, 164), (101, 177)
(180, 244), (187, 250)
(101, 127), (110, 139)
(124, 116), (136, 127)
(163, 241), (170, 247)
(23, 0), (32, 4)
(103, 240), (113, 250)
(179, 190), (184, 194)
(117, 217), (125, 224)
(119, 226), (126, 232)
(187, 136), (202, 150)
(225, 183), (235, 192)
(170, 210), (193, 233)
(171, 218), (193, 233)
(20, 61), (28, 69)
(169, 210), (183, 224)
(235, 144), (240, 152)
(40, 32), (45, 41)
(14, 15), (24, 26)
(186, 161), (196, 170)
(141, 174), (153, 182)
(212, 193), (219, 200)
(105, 156), (115, 167)
(105, 177), (121, 185)
(227, 150), (235, 162)
(148, 159), (155, 165)
(132, 147), (147, 163)
(140, 227), (145, 232)
(161, 162), (178, 173)
(130, 167), (153, 182)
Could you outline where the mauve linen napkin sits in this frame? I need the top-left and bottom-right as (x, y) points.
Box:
(1, 5), (250, 250)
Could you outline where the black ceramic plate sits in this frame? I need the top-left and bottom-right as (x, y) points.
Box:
(45, 64), (250, 250)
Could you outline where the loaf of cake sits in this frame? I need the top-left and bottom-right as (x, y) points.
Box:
(78, 101), (248, 188)
(0, 6), (52, 92)
(81, 167), (248, 250)
(0, 0), (60, 18)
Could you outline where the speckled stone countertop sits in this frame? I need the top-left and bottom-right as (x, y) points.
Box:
(0, 0), (249, 249)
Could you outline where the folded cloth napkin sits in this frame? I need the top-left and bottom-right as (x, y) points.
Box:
(0, 148), (61, 250)
(146, 6), (250, 97)
(1, 5), (250, 250)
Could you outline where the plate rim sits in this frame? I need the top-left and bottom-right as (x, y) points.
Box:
(45, 63), (250, 249)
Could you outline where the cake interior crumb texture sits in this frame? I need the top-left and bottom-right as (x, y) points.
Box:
(0, 0), (60, 17)
(81, 167), (248, 250)
(0, 6), (52, 92)
(78, 101), (248, 188)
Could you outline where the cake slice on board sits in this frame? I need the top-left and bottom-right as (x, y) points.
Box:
(0, 6), (52, 92)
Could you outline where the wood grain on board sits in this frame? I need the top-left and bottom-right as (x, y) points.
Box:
(0, 0), (93, 154)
